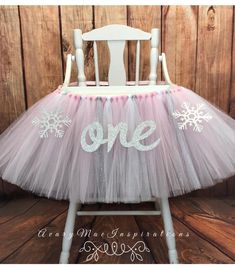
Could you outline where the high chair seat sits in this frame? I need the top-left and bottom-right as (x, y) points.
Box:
(61, 83), (173, 96)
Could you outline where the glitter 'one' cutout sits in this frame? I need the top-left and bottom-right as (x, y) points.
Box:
(81, 120), (161, 152)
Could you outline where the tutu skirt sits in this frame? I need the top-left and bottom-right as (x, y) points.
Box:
(0, 84), (235, 203)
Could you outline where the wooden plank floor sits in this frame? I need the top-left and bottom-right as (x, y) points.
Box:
(0, 195), (234, 264)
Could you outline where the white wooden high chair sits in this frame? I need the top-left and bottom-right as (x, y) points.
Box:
(59, 24), (178, 264)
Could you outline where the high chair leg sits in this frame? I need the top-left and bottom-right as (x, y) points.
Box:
(59, 202), (80, 264)
(59, 199), (178, 264)
(160, 198), (179, 264)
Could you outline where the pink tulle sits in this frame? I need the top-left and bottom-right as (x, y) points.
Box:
(0, 85), (235, 203)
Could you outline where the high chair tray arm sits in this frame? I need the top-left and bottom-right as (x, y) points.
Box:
(63, 53), (75, 87)
(160, 53), (174, 86)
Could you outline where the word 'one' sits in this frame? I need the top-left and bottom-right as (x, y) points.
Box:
(80, 120), (161, 152)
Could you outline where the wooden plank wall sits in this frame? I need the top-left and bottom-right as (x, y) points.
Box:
(0, 5), (234, 197)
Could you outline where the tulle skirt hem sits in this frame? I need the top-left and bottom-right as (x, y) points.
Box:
(0, 85), (235, 202)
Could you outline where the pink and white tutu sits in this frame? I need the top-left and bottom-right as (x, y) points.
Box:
(0, 84), (235, 203)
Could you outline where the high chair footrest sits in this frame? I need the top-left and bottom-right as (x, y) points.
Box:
(76, 210), (161, 216)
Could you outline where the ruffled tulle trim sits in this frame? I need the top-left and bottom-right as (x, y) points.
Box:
(0, 85), (234, 202)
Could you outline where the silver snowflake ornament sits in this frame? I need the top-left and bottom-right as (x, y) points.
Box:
(32, 109), (72, 138)
(172, 102), (212, 132)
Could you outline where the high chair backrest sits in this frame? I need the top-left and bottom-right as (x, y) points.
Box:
(74, 24), (160, 86)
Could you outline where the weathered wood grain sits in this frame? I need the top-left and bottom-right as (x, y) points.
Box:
(196, 6), (233, 111)
(190, 197), (235, 224)
(192, 182), (228, 197)
(227, 177), (235, 196)
(127, 6), (161, 82)
(0, 196), (39, 225)
(131, 202), (168, 263)
(194, 6), (234, 197)
(170, 197), (235, 260)
(0, 6), (26, 132)
(223, 196), (235, 207)
(94, 6), (128, 82)
(0, 6), (26, 197)
(60, 6), (94, 82)
(0, 179), (5, 198)
(0, 197), (234, 263)
(19, 6), (63, 106)
(227, 6), (235, 195)
(0, 181), (28, 198)
(162, 6), (198, 89)
(0, 180), (5, 199)
(3, 203), (99, 264)
(230, 6), (235, 118)
(2, 210), (69, 264)
(134, 202), (233, 263)
(77, 203), (155, 264)
(0, 198), (67, 262)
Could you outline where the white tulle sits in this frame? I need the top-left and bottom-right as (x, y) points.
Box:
(0, 86), (235, 203)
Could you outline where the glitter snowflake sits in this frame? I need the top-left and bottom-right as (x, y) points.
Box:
(172, 102), (212, 132)
(32, 109), (72, 138)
